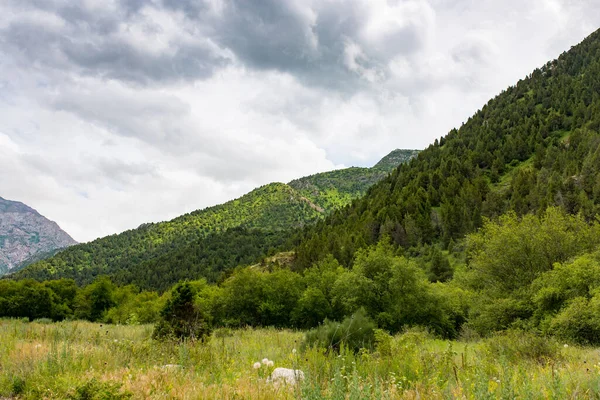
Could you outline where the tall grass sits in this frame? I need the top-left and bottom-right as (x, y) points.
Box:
(1, 319), (599, 399)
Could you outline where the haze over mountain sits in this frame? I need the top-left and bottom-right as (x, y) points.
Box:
(0, 197), (76, 275)
(13, 150), (417, 289)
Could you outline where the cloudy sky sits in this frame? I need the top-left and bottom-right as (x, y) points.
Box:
(1, 0), (599, 242)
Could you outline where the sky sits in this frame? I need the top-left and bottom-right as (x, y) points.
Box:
(1, 0), (599, 243)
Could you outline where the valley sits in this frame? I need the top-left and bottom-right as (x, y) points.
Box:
(2, 8), (600, 400)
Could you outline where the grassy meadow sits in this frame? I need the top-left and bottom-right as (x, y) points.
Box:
(2, 320), (600, 399)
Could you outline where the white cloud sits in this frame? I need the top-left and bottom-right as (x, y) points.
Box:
(0, 0), (599, 242)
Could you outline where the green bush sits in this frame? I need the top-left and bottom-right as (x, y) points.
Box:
(67, 379), (132, 400)
(397, 326), (434, 347)
(468, 296), (532, 335)
(547, 295), (600, 345)
(483, 330), (561, 364)
(11, 376), (26, 396)
(373, 329), (393, 356)
(152, 282), (211, 341)
(303, 308), (376, 353)
(33, 318), (53, 324)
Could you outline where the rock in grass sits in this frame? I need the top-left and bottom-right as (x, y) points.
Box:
(160, 364), (183, 370)
(267, 368), (305, 386)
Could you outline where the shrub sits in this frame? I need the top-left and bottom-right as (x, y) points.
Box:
(11, 376), (26, 396)
(373, 329), (393, 356)
(547, 295), (600, 345)
(33, 318), (53, 324)
(483, 330), (561, 364)
(67, 379), (132, 400)
(152, 282), (211, 341)
(397, 326), (433, 347)
(303, 308), (376, 353)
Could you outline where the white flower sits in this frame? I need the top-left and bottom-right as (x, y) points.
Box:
(262, 358), (269, 364)
(253, 362), (261, 369)
(292, 348), (297, 354)
(266, 360), (274, 367)
(564, 344), (569, 348)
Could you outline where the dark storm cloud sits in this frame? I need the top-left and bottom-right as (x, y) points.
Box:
(0, 0), (433, 90)
(1, 0), (230, 85)
(204, 0), (432, 88)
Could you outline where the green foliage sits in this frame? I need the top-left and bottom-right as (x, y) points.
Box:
(0, 279), (59, 321)
(67, 379), (132, 400)
(104, 286), (163, 325)
(153, 282), (211, 341)
(529, 251), (600, 344)
(11, 376), (26, 396)
(466, 207), (600, 292)
(74, 277), (116, 322)
(465, 209), (600, 338)
(426, 247), (453, 283)
(303, 308), (376, 353)
(330, 241), (456, 336)
(289, 149), (418, 212)
(484, 330), (561, 364)
(373, 328), (394, 356)
(218, 266), (304, 328)
(291, 287), (331, 329)
(546, 295), (600, 344)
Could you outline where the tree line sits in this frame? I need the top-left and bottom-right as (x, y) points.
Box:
(6, 207), (600, 344)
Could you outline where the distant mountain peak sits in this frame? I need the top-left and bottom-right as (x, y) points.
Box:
(0, 197), (77, 275)
(373, 149), (420, 171)
(0, 196), (40, 216)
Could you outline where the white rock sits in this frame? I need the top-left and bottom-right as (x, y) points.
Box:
(267, 367), (305, 386)
(160, 364), (183, 370)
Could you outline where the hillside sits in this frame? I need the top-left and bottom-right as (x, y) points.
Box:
(0, 197), (76, 276)
(289, 150), (419, 212)
(293, 27), (600, 269)
(12, 150), (416, 289)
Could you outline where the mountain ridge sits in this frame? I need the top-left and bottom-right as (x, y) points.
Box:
(0, 197), (77, 275)
(11, 149), (418, 287)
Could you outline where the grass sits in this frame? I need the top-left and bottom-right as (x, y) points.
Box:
(1, 320), (600, 399)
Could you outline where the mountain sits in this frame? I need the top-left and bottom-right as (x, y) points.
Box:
(12, 149), (417, 289)
(288, 149), (419, 212)
(372, 149), (420, 171)
(0, 197), (76, 275)
(293, 27), (600, 270)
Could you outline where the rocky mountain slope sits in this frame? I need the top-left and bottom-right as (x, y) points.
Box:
(0, 197), (76, 275)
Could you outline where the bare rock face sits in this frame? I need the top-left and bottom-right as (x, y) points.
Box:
(0, 196), (76, 275)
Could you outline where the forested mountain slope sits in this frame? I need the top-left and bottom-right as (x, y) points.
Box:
(289, 150), (419, 212)
(0, 197), (76, 276)
(12, 150), (416, 289)
(294, 27), (600, 270)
